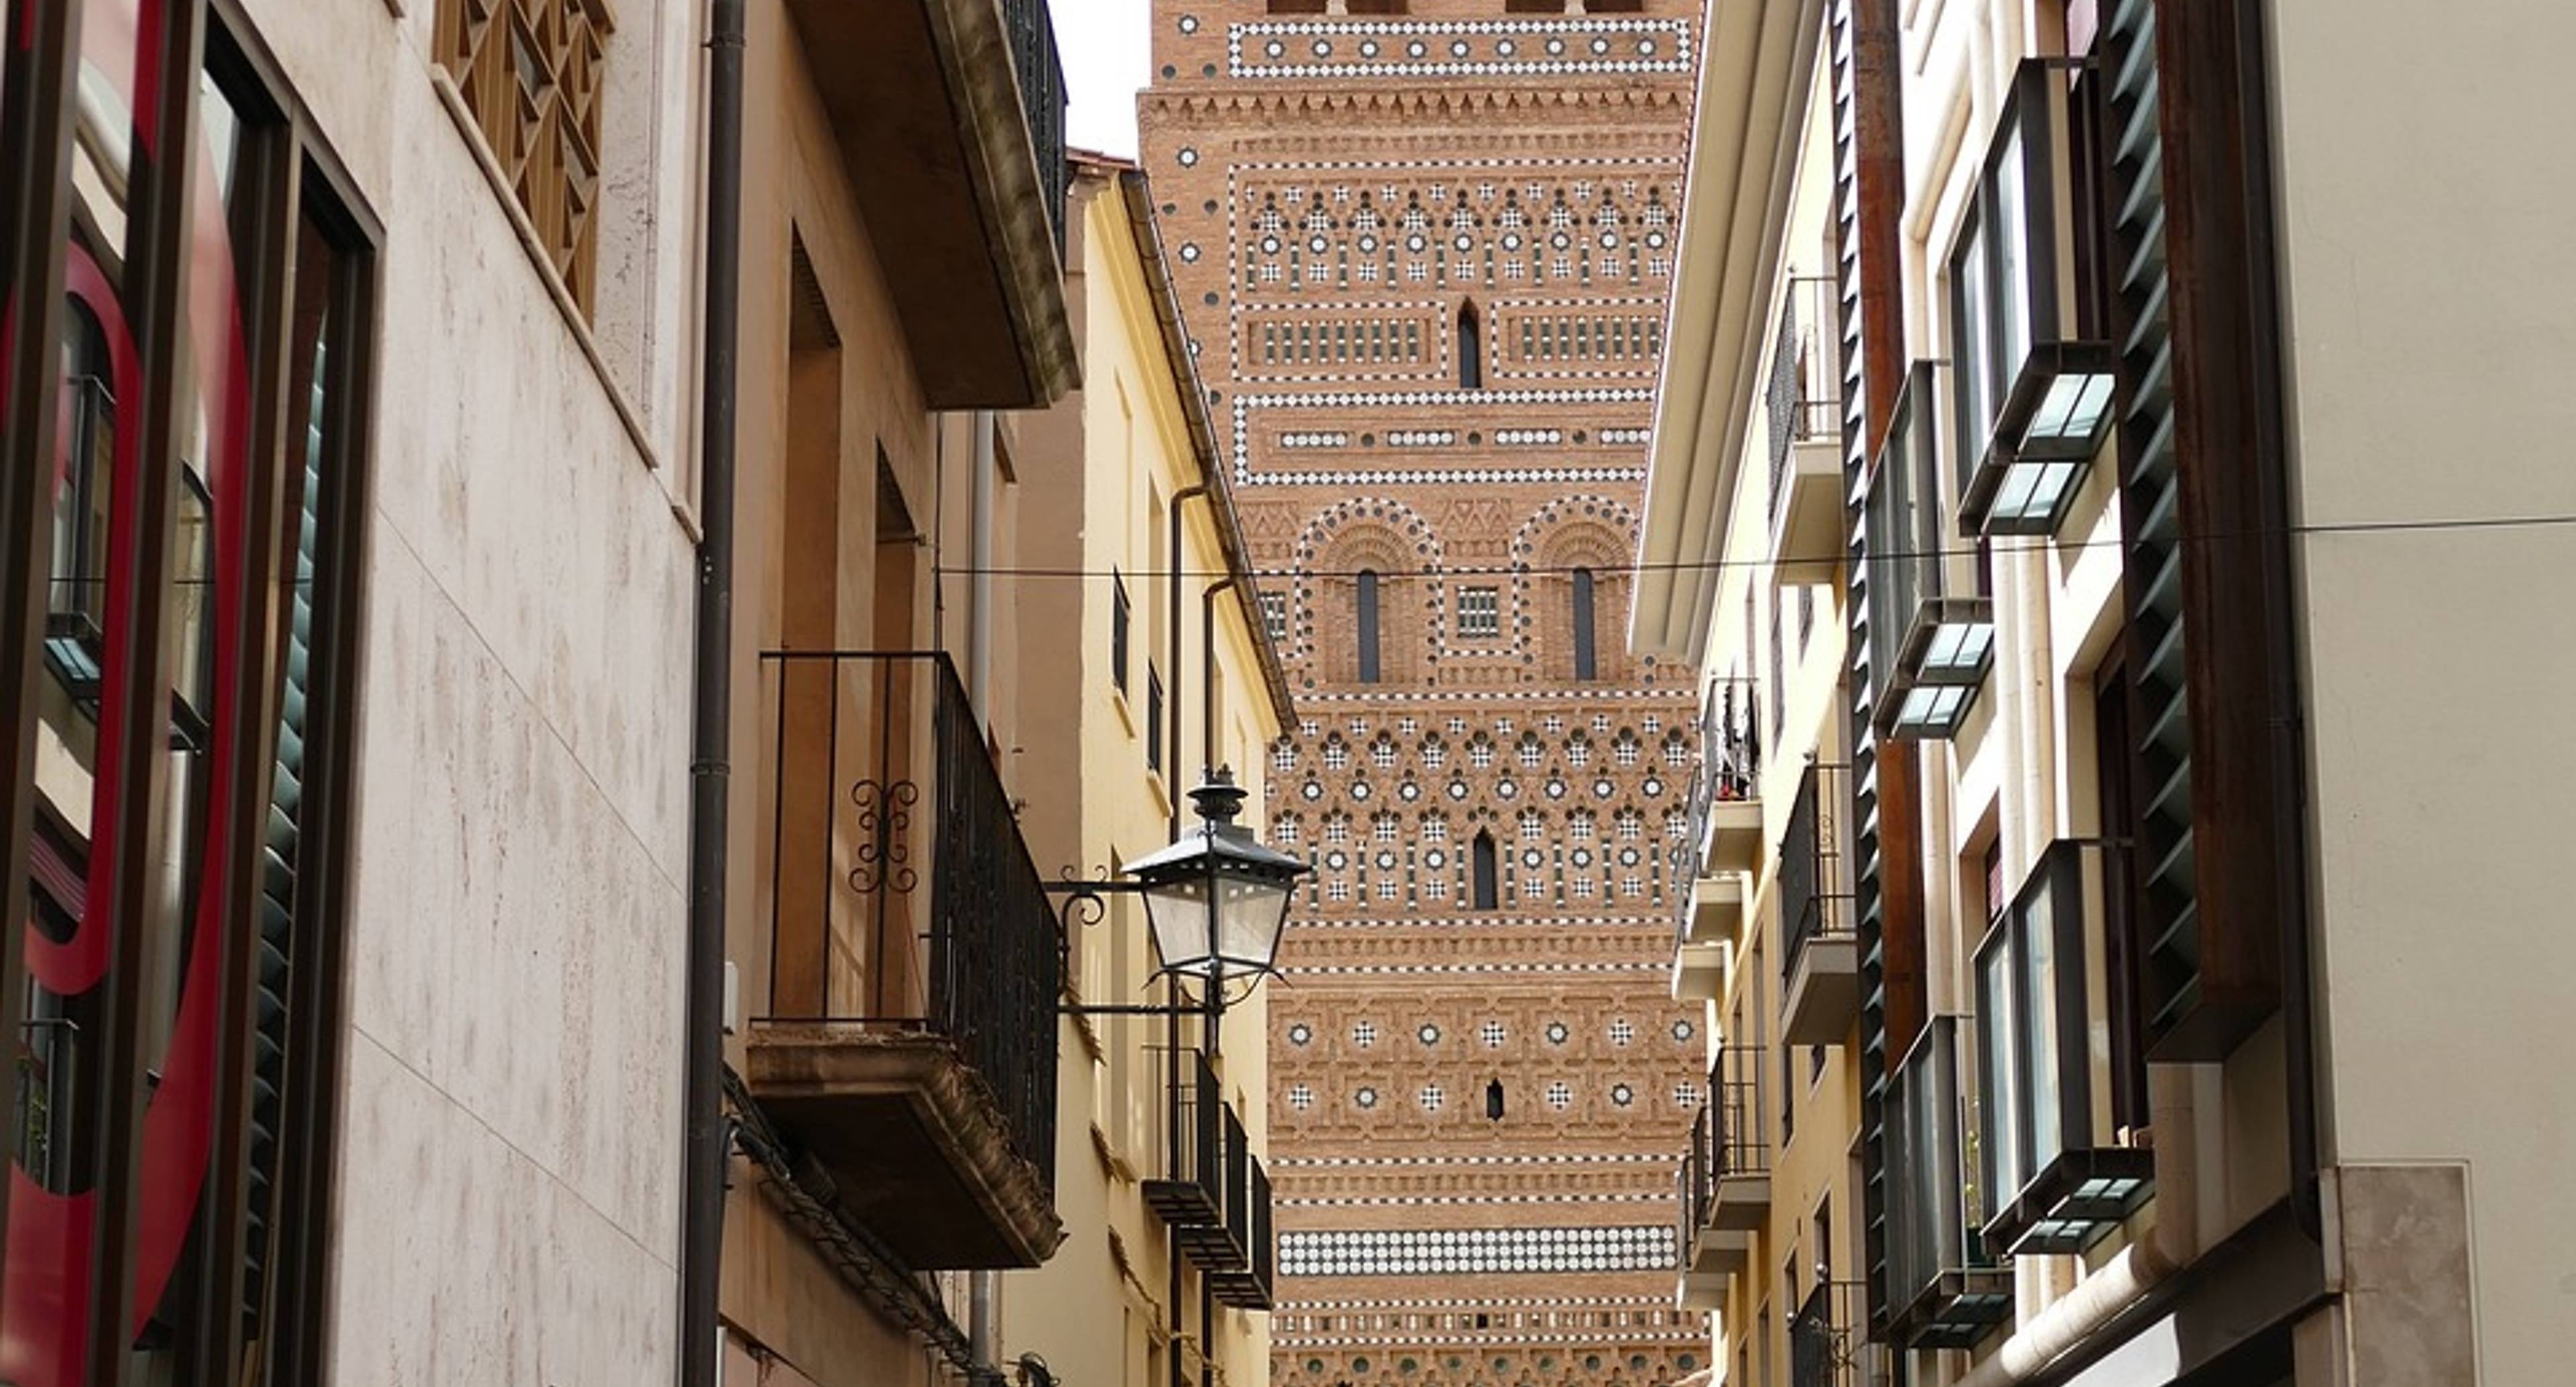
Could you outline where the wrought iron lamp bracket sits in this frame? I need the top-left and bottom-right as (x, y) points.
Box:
(1044, 876), (1210, 1019)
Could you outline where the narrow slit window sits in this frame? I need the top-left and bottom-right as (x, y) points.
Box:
(1458, 302), (1483, 390)
(1356, 569), (1382, 684)
(1471, 832), (1500, 910)
(1571, 568), (1598, 681)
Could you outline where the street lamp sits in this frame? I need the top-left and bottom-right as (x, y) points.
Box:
(1124, 771), (1304, 989)
(1050, 766), (1309, 1017)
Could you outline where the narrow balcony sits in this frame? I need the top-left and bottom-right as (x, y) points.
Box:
(1703, 1044), (1772, 1231)
(1766, 275), (1845, 586)
(1953, 58), (2117, 538)
(1673, 1115), (1751, 1311)
(1669, 937), (1729, 1005)
(1678, 873), (1745, 948)
(784, 0), (1075, 406)
(1144, 1053), (1277, 1311)
(1692, 678), (1764, 873)
(1790, 1280), (1869, 1387)
(1883, 1018), (2012, 1349)
(743, 651), (1064, 1270)
(1866, 363), (1994, 740)
(1779, 764), (1860, 1045)
(1209, 1152), (1276, 1312)
(1143, 1050), (1229, 1232)
(1974, 840), (2154, 1256)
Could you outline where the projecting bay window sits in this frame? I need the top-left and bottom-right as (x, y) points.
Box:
(1866, 364), (1992, 740)
(1882, 1018), (2011, 1349)
(1953, 59), (2117, 537)
(1974, 840), (2153, 1256)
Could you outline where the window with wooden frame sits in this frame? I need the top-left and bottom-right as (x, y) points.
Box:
(434, 0), (611, 315)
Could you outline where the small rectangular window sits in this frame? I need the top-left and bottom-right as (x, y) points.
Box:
(1458, 586), (1501, 639)
(1111, 570), (1132, 696)
(1260, 591), (1289, 645)
(1146, 667), (1165, 774)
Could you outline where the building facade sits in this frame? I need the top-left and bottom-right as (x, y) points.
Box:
(714, 1), (1085, 1384)
(1638, 2), (2574, 1386)
(0, 0), (1092, 1382)
(0, 0), (708, 1378)
(1000, 153), (1298, 1387)
(1140, 7), (1713, 1387)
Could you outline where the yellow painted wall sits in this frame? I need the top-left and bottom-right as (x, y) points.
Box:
(1002, 164), (1289, 1387)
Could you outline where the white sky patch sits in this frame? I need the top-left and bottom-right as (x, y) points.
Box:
(1055, 0), (1152, 160)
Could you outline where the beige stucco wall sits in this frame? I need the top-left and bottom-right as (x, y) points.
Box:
(1002, 165), (1285, 1387)
(2269, 5), (2576, 1383)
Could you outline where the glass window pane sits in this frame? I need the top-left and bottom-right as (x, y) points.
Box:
(1984, 932), (2021, 1199)
(2026, 885), (2064, 1174)
(1995, 126), (2031, 388)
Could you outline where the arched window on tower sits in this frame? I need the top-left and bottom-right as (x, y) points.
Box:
(1356, 568), (1383, 684)
(1470, 830), (1500, 910)
(1458, 301), (1483, 390)
(1571, 567), (1598, 681)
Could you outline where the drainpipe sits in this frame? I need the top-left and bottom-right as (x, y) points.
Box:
(971, 1272), (1000, 1387)
(1200, 577), (1236, 775)
(1952, 1066), (2198, 1387)
(1167, 485), (1209, 840)
(967, 410), (998, 713)
(677, 0), (745, 1382)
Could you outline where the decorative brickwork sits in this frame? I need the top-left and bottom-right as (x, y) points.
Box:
(1144, 9), (1707, 1387)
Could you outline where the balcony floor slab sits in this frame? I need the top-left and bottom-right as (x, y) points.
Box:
(745, 1023), (1065, 1269)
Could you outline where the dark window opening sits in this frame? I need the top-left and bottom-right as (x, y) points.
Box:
(1458, 302), (1483, 390)
(1356, 569), (1382, 685)
(1111, 569), (1132, 696)
(1571, 567), (1598, 681)
(1470, 832), (1499, 910)
(1146, 667), (1165, 774)
(2094, 653), (2151, 1134)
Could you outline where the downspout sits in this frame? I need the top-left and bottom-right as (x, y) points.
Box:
(1167, 484), (1210, 840)
(1201, 578), (1236, 775)
(678, 0), (745, 1382)
(968, 410), (998, 712)
(1952, 1065), (2199, 1387)
(971, 1272), (1000, 1387)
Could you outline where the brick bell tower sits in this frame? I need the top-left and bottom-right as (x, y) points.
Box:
(1140, 7), (1711, 1387)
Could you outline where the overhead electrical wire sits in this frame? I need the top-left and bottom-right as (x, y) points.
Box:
(926, 509), (2576, 583)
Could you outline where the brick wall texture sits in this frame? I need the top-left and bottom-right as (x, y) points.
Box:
(1141, 7), (1714, 1387)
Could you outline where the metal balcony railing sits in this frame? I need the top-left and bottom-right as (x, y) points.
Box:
(1767, 276), (1843, 521)
(1144, 1050), (1227, 1229)
(1790, 1280), (1870, 1387)
(755, 649), (1060, 1192)
(1780, 763), (1856, 981)
(1678, 1107), (1715, 1237)
(1699, 676), (1762, 808)
(1000, 0), (1069, 260)
(1212, 1146), (1276, 1311)
(1706, 1044), (1769, 1179)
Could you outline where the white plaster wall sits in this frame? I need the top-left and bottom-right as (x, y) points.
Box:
(241, 0), (702, 1378)
(2269, 5), (2576, 1378)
